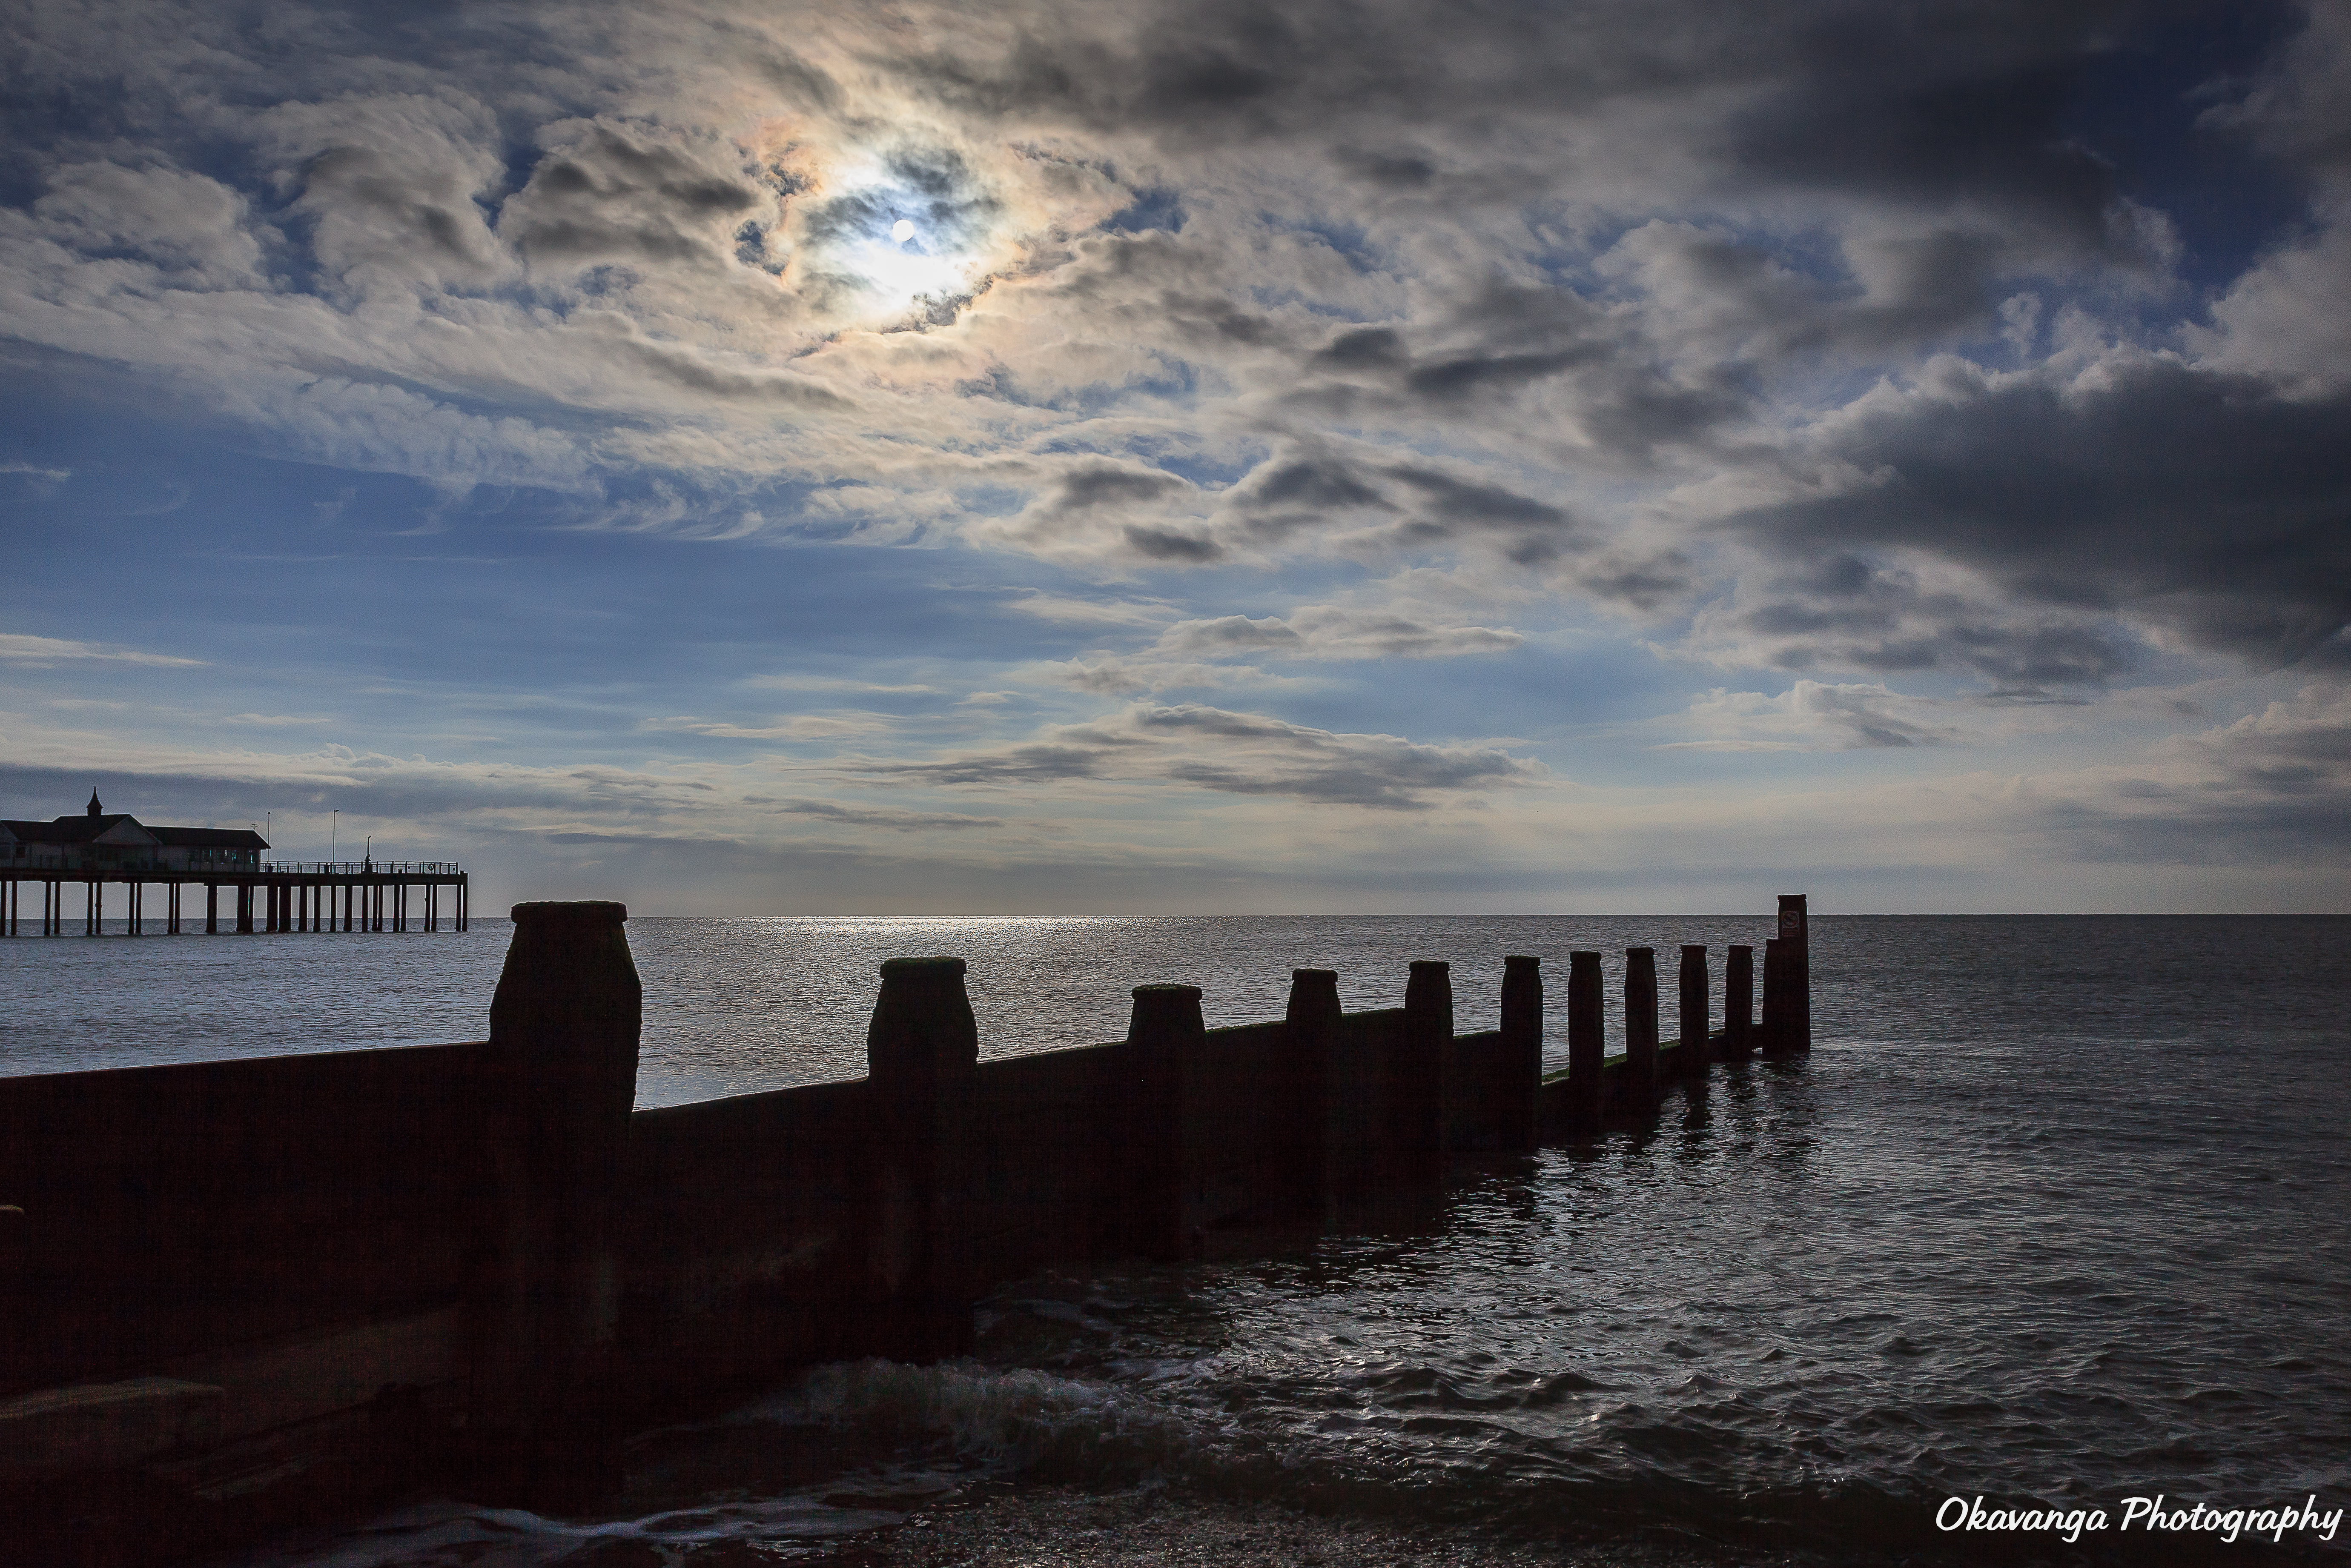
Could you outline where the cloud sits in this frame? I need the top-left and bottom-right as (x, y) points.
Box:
(2, 0), (2347, 900)
(1706, 353), (2351, 678)
(864, 702), (1544, 808)
(2015, 682), (2351, 865)
(766, 798), (1008, 832)
(741, 675), (944, 694)
(1003, 592), (1176, 627)
(641, 713), (893, 740)
(0, 633), (205, 667)
(1683, 548), (2139, 691)
(0, 0), (2280, 568)
(1665, 681), (1967, 751)
(0, 459), (73, 497)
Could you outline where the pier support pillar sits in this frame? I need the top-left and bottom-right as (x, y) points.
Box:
(1124, 982), (1204, 1261)
(1500, 956), (1542, 1153)
(1284, 968), (1342, 1219)
(1400, 961), (1452, 1181)
(1723, 945), (1754, 1060)
(1677, 945), (1710, 1083)
(865, 956), (980, 1359)
(1624, 948), (1659, 1108)
(473, 900), (641, 1508)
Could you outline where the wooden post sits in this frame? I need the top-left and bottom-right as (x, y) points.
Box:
(1677, 944), (1709, 1082)
(1778, 893), (1811, 1054)
(1623, 947), (1658, 1107)
(1761, 938), (1791, 1056)
(1284, 968), (1341, 1218)
(1566, 951), (1604, 1134)
(472, 900), (641, 1506)
(1500, 955), (1542, 1153)
(1400, 960), (1451, 1179)
(1723, 945), (1754, 1059)
(865, 956), (979, 1357)
(1124, 983), (1202, 1261)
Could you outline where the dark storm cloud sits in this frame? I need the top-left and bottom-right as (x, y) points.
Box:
(1211, 445), (1586, 564)
(898, 0), (2191, 237)
(1726, 360), (2351, 673)
(1048, 464), (1189, 512)
(506, 126), (763, 268)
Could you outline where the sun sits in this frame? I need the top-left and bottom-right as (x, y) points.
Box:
(789, 146), (1003, 323)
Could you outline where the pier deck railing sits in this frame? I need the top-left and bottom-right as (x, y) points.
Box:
(0, 896), (1809, 1552)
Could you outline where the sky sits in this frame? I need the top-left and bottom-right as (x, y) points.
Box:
(1, 0), (2346, 915)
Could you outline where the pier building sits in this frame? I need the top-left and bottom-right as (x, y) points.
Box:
(0, 793), (466, 936)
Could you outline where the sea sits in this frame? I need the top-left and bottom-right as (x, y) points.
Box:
(5, 915), (2347, 1565)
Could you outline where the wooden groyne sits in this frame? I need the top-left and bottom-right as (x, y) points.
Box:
(0, 898), (1811, 1561)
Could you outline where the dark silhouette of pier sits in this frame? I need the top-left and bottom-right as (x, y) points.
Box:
(0, 794), (466, 936)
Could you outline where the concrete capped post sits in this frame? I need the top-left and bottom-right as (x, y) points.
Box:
(1778, 894), (1811, 1054)
(1399, 960), (1452, 1179)
(1677, 944), (1710, 1082)
(1623, 947), (1659, 1107)
(473, 900), (641, 1506)
(1126, 983), (1204, 1260)
(1284, 968), (1342, 1217)
(1723, 944), (1755, 1060)
(865, 956), (980, 1358)
(1566, 951), (1604, 1134)
(1499, 956), (1542, 1153)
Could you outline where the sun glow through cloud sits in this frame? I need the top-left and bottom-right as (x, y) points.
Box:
(788, 145), (1011, 323)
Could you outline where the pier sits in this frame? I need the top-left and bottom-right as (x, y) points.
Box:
(0, 896), (1809, 1561)
(1, 794), (467, 936)
(0, 864), (470, 937)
